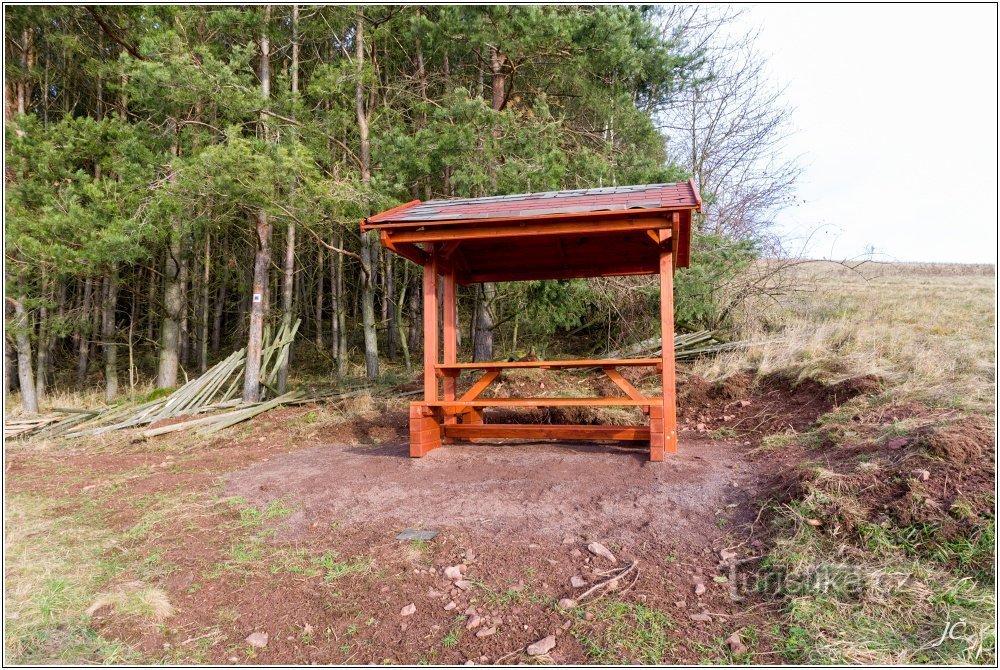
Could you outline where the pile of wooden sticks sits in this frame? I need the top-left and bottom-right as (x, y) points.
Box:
(6, 320), (316, 441)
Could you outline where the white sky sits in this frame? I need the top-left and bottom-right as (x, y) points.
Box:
(735, 3), (998, 264)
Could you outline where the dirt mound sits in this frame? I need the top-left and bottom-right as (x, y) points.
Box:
(757, 409), (995, 580)
(680, 374), (830, 438)
(713, 371), (755, 400)
(827, 374), (883, 403)
(920, 416), (994, 464)
(679, 375), (714, 406)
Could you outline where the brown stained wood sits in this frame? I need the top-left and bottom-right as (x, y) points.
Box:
(602, 367), (647, 402)
(371, 184), (698, 461)
(380, 231), (427, 266)
(442, 424), (650, 441)
(366, 199), (421, 224)
(437, 358), (661, 371)
(459, 370), (500, 401)
(465, 262), (658, 284)
(439, 241), (462, 259)
(646, 227), (672, 246)
(442, 270), (458, 440)
(677, 210), (693, 269)
(422, 247), (439, 402)
(425, 398), (661, 409)
(387, 217), (667, 244)
(658, 232), (678, 460)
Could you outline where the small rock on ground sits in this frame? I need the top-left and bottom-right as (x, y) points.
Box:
(400, 603), (417, 617)
(558, 598), (577, 609)
(586, 542), (617, 563)
(455, 580), (473, 591)
(475, 627), (497, 638)
(727, 633), (747, 654)
(694, 582), (706, 596)
(444, 565), (463, 580)
(689, 613), (713, 623)
(444, 601), (457, 611)
(466, 615), (483, 630)
(527, 635), (557, 656)
(570, 575), (587, 588)
(245, 632), (269, 648)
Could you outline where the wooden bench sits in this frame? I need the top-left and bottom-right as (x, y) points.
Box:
(410, 358), (667, 457)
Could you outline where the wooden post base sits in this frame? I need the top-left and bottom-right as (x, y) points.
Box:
(649, 404), (664, 461)
(409, 403), (441, 457)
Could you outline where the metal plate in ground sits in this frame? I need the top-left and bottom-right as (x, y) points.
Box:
(395, 529), (439, 541)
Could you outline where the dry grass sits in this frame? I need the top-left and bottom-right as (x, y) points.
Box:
(690, 261), (996, 413)
(3, 495), (135, 663)
(714, 262), (997, 664)
(4, 380), (159, 420)
(86, 582), (174, 621)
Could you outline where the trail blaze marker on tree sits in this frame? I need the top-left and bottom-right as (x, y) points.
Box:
(362, 181), (701, 461)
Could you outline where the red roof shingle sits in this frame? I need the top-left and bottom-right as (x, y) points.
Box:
(366, 181), (700, 225)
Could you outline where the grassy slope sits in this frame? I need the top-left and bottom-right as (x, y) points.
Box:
(691, 262), (996, 664)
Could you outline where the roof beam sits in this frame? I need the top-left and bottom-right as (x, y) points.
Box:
(387, 218), (670, 244)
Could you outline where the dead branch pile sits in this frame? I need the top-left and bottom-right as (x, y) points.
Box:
(5, 320), (315, 441)
(607, 330), (768, 362)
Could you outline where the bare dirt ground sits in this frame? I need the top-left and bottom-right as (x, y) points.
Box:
(5, 372), (867, 665)
(226, 437), (755, 545)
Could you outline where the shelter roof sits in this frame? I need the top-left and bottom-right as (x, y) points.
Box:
(363, 181), (700, 284)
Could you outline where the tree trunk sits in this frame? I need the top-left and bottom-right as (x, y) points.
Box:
(397, 263), (411, 373)
(77, 277), (93, 385)
(11, 296), (39, 414)
(277, 6), (299, 392)
(212, 232), (229, 353)
(386, 252), (397, 360)
(48, 280), (66, 380)
(35, 272), (49, 401)
(470, 45), (507, 360)
(314, 244), (324, 348)
(335, 232), (347, 377)
(244, 211), (271, 402)
(199, 233), (211, 372)
(146, 262), (158, 344)
(356, 9), (378, 381)
(277, 221), (294, 393)
(360, 236), (379, 380)
(473, 282), (496, 362)
(243, 7), (273, 402)
(330, 233), (339, 362)
(179, 253), (190, 367)
(4, 333), (14, 400)
(102, 269), (119, 401)
(157, 219), (183, 388)
(408, 272), (421, 353)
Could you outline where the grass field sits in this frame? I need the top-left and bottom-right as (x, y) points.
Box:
(693, 261), (996, 664)
(4, 261), (995, 664)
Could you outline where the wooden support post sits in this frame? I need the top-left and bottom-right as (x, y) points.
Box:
(423, 247), (439, 402)
(441, 270), (458, 443)
(654, 226), (678, 460)
(412, 246), (441, 457)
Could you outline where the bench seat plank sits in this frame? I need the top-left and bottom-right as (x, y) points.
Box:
(436, 358), (661, 371)
(422, 397), (661, 408)
(442, 424), (650, 441)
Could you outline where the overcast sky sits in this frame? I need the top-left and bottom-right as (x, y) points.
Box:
(734, 3), (997, 264)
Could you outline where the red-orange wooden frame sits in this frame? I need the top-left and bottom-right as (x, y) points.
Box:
(364, 189), (698, 461)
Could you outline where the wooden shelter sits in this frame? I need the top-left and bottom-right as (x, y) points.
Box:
(361, 181), (701, 461)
